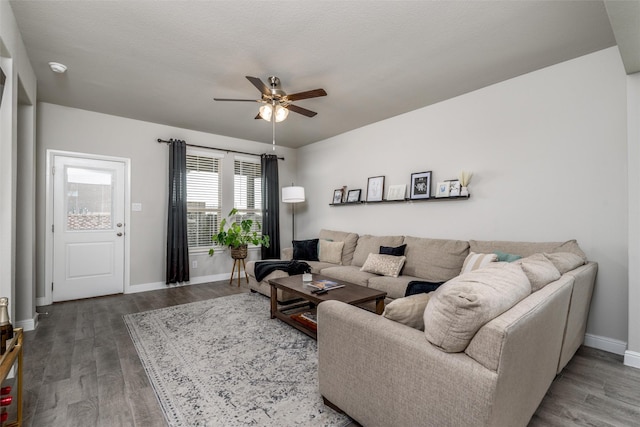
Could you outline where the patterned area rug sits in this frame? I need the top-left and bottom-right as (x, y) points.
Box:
(123, 292), (350, 427)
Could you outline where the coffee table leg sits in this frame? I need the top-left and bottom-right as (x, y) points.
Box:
(375, 296), (385, 315)
(270, 284), (277, 319)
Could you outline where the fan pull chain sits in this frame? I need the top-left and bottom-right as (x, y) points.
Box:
(272, 106), (276, 150)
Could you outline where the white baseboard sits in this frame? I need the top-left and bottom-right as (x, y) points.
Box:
(584, 333), (627, 355)
(624, 350), (640, 369)
(15, 312), (38, 332)
(125, 273), (231, 294)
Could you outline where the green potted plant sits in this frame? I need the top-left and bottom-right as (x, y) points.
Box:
(209, 208), (270, 259)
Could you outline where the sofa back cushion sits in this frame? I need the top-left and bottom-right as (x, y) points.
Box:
(424, 262), (532, 353)
(319, 229), (359, 266)
(351, 235), (405, 267)
(402, 236), (470, 282)
(469, 239), (587, 261)
(515, 253), (561, 292)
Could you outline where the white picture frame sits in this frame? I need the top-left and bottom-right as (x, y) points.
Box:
(449, 180), (461, 197)
(387, 184), (406, 201)
(436, 181), (450, 198)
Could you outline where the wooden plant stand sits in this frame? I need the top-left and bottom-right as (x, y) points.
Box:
(229, 258), (248, 287)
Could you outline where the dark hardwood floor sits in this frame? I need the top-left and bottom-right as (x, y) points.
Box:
(12, 281), (640, 426)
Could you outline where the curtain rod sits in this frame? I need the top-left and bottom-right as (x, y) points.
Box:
(156, 138), (284, 160)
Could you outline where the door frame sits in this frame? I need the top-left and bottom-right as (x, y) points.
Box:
(44, 150), (131, 306)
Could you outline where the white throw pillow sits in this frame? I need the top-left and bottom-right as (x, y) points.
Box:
(318, 240), (345, 264)
(460, 252), (498, 274)
(360, 253), (406, 277)
(383, 292), (432, 330)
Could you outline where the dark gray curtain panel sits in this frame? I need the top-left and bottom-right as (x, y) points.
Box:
(261, 154), (280, 259)
(166, 139), (190, 284)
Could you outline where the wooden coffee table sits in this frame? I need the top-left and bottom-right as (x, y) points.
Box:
(269, 274), (387, 339)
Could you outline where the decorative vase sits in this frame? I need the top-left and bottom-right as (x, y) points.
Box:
(460, 186), (469, 197)
(230, 245), (248, 259)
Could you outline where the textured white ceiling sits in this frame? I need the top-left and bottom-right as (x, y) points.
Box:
(9, 1), (617, 148)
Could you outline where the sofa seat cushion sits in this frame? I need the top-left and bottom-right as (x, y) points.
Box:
(319, 229), (359, 266)
(383, 292), (432, 330)
(305, 261), (339, 274)
(368, 275), (420, 299)
(423, 262), (532, 353)
(402, 236), (470, 282)
(469, 239), (587, 261)
(320, 265), (377, 287)
(351, 235), (405, 267)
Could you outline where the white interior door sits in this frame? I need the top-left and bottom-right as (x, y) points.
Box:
(53, 155), (125, 301)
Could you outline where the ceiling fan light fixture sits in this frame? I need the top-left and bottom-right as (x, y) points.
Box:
(275, 105), (289, 122)
(259, 104), (288, 122)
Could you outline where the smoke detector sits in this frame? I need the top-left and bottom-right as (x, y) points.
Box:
(48, 62), (67, 73)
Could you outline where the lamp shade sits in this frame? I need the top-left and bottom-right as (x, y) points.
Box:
(282, 186), (305, 203)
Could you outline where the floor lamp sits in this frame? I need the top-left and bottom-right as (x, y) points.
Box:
(282, 185), (305, 240)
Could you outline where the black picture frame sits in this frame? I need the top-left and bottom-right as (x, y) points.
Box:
(347, 189), (361, 203)
(366, 176), (385, 202)
(410, 171), (432, 199)
(332, 189), (344, 204)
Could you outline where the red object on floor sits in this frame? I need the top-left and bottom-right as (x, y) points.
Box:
(0, 396), (11, 406)
(0, 386), (9, 395)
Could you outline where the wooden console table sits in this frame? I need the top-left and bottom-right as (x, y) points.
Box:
(0, 328), (23, 427)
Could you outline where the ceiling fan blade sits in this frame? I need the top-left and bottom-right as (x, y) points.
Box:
(213, 98), (258, 102)
(246, 76), (271, 97)
(286, 88), (327, 101)
(288, 104), (318, 117)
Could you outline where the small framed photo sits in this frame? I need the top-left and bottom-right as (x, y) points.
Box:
(332, 189), (344, 204)
(410, 171), (432, 200)
(387, 184), (406, 201)
(449, 180), (461, 197)
(347, 189), (362, 203)
(435, 181), (450, 198)
(366, 176), (385, 202)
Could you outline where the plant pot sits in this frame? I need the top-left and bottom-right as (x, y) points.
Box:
(230, 245), (248, 259)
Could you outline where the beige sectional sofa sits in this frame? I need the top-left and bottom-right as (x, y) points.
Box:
(246, 229), (597, 426)
(246, 229), (471, 301)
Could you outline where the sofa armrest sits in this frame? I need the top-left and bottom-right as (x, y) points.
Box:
(317, 301), (496, 427)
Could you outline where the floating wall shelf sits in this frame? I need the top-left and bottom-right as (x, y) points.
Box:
(329, 195), (470, 206)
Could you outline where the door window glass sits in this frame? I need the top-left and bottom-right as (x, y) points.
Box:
(65, 167), (114, 230)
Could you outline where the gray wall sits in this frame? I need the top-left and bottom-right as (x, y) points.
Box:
(297, 47), (629, 347)
(36, 103), (298, 298)
(1, 1), (37, 327)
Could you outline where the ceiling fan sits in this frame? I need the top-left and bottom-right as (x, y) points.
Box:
(214, 76), (327, 122)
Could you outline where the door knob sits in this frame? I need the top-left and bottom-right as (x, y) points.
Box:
(117, 232), (123, 237)
(117, 223), (123, 227)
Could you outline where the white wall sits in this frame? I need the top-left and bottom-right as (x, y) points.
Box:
(36, 103), (298, 298)
(626, 72), (640, 368)
(1, 1), (37, 327)
(298, 47), (628, 345)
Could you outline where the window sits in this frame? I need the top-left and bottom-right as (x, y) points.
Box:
(186, 152), (222, 249)
(233, 157), (262, 235)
